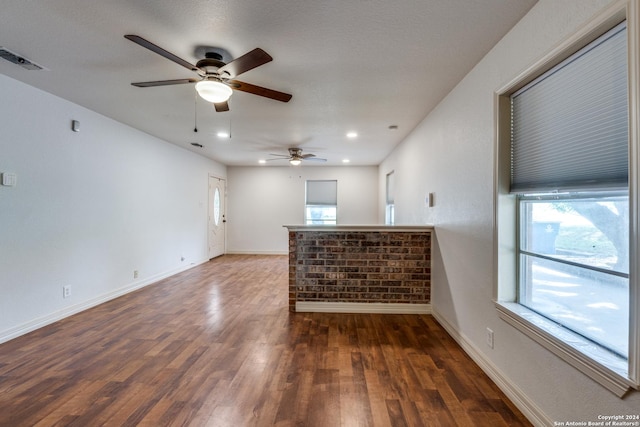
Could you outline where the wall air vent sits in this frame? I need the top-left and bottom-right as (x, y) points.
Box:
(0, 47), (45, 70)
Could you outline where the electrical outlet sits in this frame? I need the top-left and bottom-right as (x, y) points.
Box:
(63, 285), (71, 299)
(133, 270), (139, 279)
(486, 327), (494, 349)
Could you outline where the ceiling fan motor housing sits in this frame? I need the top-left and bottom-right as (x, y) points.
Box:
(195, 56), (227, 79)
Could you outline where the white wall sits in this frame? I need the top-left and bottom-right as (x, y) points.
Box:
(0, 74), (226, 342)
(380, 0), (640, 424)
(226, 166), (378, 253)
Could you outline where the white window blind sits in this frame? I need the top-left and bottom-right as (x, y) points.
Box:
(386, 171), (395, 204)
(510, 22), (628, 193)
(306, 180), (337, 205)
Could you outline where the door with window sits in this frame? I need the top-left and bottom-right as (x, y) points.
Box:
(208, 176), (226, 259)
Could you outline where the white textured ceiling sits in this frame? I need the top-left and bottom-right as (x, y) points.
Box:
(0, 0), (537, 166)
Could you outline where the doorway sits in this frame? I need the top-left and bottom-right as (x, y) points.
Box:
(208, 175), (226, 259)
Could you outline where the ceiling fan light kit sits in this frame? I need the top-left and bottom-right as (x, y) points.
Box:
(195, 80), (233, 103)
(289, 159), (302, 166)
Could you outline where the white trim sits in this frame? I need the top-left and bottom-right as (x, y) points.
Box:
(495, 0), (628, 96)
(208, 174), (227, 259)
(627, 0), (640, 386)
(296, 302), (431, 314)
(284, 224), (434, 232)
(496, 302), (632, 397)
(225, 250), (289, 256)
(431, 309), (551, 427)
(0, 258), (209, 345)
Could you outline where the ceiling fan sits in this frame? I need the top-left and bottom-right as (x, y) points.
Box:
(124, 35), (292, 112)
(268, 148), (327, 166)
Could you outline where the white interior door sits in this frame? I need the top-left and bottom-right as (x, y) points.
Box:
(208, 176), (226, 259)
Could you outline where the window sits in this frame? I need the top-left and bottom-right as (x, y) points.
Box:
(386, 171), (395, 225)
(213, 187), (221, 226)
(519, 194), (629, 357)
(305, 180), (337, 225)
(496, 11), (638, 396)
(513, 21), (629, 357)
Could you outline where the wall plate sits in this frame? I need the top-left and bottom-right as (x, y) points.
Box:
(1, 172), (17, 187)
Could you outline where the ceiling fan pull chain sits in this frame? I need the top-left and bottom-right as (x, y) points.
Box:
(193, 93), (198, 133)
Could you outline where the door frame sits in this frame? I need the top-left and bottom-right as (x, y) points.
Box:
(208, 174), (227, 259)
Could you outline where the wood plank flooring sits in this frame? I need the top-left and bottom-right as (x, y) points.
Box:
(0, 254), (531, 426)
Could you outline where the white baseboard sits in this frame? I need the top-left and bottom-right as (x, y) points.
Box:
(225, 250), (289, 255)
(431, 309), (551, 427)
(0, 259), (209, 345)
(296, 302), (431, 314)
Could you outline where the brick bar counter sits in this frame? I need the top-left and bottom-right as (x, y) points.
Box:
(285, 225), (433, 313)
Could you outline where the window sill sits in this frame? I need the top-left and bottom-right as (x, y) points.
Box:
(495, 301), (634, 397)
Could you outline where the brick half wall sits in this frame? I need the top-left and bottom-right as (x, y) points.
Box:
(288, 230), (431, 312)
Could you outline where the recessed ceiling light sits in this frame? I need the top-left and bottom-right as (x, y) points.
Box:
(217, 131), (230, 138)
(342, 159), (350, 163)
(346, 132), (358, 139)
(258, 159), (266, 164)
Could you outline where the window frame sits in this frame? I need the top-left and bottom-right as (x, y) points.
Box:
(305, 180), (338, 225)
(494, 1), (639, 396)
(386, 171), (395, 225)
(517, 191), (630, 358)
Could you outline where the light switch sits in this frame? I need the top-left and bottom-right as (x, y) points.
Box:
(427, 192), (434, 207)
(1, 172), (17, 187)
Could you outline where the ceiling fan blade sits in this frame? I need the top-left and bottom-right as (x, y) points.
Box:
(305, 157), (327, 162)
(214, 101), (230, 112)
(265, 157), (288, 161)
(131, 78), (198, 87)
(268, 154), (292, 158)
(218, 48), (272, 78)
(227, 80), (292, 102)
(125, 35), (200, 72)
(300, 153), (316, 159)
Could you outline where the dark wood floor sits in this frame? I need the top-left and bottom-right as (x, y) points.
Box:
(0, 254), (531, 426)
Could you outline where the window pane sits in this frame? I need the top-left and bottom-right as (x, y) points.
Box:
(520, 196), (628, 274)
(305, 206), (336, 225)
(386, 204), (395, 225)
(213, 188), (221, 226)
(519, 254), (629, 357)
(519, 194), (629, 357)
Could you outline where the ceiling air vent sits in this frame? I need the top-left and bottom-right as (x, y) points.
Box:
(0, 47), (45, 70)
